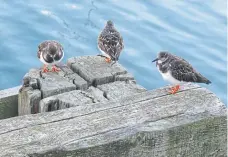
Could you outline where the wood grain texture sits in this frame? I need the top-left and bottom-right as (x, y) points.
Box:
(0, 83), (226, 157)
(67, 56), (128, 86)
(18, 56), (139, 115)
(1, 56), (226, 156)
(0, 86), (21, 119)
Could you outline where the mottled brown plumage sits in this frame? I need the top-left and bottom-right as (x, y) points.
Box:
(37, 40), (64, 72)
(98, 20), (124, 62)
(152, 51), (211, 84)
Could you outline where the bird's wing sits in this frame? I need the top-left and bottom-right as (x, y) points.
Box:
(38, 41), (55, 63)
(98, 29), (124, 60)
(170, 59), (200, 83)
(116, 35), (124, 60)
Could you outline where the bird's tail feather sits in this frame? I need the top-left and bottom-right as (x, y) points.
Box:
(197, 74), (211, 84)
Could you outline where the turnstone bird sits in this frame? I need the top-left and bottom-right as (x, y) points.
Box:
(37, 40), (64, 73)
(152, 51), (211, 94)
(97, 20), (124, 64)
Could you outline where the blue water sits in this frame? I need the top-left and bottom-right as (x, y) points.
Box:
(0, 0), (227, 104)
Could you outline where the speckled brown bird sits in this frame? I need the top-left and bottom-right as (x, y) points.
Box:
(97, 20), (124, 64)
(37, 40), (64, 73)
(152, 51), (211, 94)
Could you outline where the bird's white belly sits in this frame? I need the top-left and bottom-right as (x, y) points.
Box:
(97, 45), (110, 59)
(39, 54), (50, 65)
(39, 51), (64, 65)
(158, 69), (181, 85)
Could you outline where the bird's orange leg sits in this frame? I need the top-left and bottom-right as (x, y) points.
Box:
(42, 65), (49, 73)
(51, 65), (61, 72)
(105, 57), (111, 63)
(168, 85), (180, 94)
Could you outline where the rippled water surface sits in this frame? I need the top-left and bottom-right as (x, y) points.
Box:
(0, 0), (227, 104)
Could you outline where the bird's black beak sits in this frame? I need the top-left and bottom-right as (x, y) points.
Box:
(152, 58), (158, 62)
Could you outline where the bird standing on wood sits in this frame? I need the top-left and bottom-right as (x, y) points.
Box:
(37, 40), (64, 73)
(97, 20), (124, 64)
(152, 51), (211, 94)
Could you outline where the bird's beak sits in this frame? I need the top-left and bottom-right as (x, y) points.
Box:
(152, 58), (158, 62)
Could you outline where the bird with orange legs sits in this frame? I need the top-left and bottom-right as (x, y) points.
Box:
(97, 20), (124, 65)
(37, 40), (64, 73)
(152, 51), (211, 94)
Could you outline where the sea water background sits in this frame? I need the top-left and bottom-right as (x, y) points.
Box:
(0, 0), (227, 104)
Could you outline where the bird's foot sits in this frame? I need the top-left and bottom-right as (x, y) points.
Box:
(168, 85), (180, 94)
(42, 65), (50, 73)
(105, 57), (111, 63)
(51, 65), (61, 72)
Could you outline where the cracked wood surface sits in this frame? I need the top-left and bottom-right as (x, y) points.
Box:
(67, 56), (128, 86)
(0, 56), (227, 157)
(0, 83), (226, 157)
(18, 56), (141, 115)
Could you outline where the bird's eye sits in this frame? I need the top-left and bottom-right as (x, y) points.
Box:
(161, 53), (166, 58)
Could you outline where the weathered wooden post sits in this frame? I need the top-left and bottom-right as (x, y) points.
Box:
(0, 86), (21, 119)
(0, 56), (226, 157)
